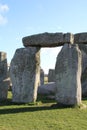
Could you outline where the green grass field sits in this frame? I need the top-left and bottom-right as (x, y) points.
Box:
(0, 91), (87, 130)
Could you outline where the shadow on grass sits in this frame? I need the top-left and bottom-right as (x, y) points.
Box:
(0, 103), (72, 115)
(0, 99), (20, 106)
(0, 94), (56, 106)
(0, 106), (53, 115)
(0, 99), (74, 115)
(0, 94), (78, 115)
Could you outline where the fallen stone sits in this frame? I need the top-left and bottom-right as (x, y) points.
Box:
(38, 82), (56, 95)
(22, 32), (74, 47)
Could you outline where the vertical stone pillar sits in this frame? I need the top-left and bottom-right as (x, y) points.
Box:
(48, 69), (55, 82)
(40, 69), (44, 85)
(79, 44), (87, 97)
(10, 47), (40, 103)
(0, 52), (8, 100)
(55, 44), (82, 106)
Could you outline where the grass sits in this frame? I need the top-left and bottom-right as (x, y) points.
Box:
(0, 92), (87, 130)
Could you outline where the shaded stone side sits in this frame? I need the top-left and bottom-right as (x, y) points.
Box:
(10, 47), (40, 103)
(22, 32), (74, 47)
(40, 69), (44, 85)
(0, 52), (8, 100)
(55, 44), (82, 106)
(79, 44), (87, 97)
(48, 69), (55, 82)
(74, 33), (87, 44)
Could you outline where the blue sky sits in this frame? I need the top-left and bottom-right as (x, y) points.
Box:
(0, 0), (87, 73)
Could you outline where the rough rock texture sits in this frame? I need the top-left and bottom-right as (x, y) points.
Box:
(38, 82), (56, 95)
(22, 32), (74, 47)
(0, 52), (8, 100)
(10, 47), (40, 103)
(74, 33), (87, 44)
(55, 44), (82, 106)
(40, 69), (44, 85)
(48, 69), (55, 82)
(79, 44), (87, 97)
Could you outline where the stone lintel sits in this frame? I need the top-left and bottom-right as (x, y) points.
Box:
(74, 33), (87, 44)
(22, 32), (74, 47)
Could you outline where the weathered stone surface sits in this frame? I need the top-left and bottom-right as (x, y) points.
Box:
(38, 82), (56, 95)
(79, 44), (87, 97)
(40, 69), (44, 85)
(64, 33), (74, 44)
(55, 44), (82, 106)
(48, 69), (55, 82)
(74, 33), (87, 44)
(7, 65), (12, 90)
(10, 47), (40, 103)
(22, 32), (74, 47)
(0, 52), (8, 100)
(0, 79), (9, 100)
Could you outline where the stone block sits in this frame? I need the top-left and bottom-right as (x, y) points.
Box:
(55, 44), (82, 106)
(0, 80), (9, 100)
(22, 32), (74, 47)
(63, 33), (74, 44)
(74, 33), (87, 44)
(40, 69), (44, 85)
(79, 44), (87, 97)
(0, 52), (8, 100)
(48, 69), (55, 82)
(10, 47), (40, 103)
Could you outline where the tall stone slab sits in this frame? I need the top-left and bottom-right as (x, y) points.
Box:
(55, 44), (82, 106)
(0, 52), (9, 100)
(10, 47), (40, 103)
(48, 69), (55, 82)
(79, 44), (87, 97)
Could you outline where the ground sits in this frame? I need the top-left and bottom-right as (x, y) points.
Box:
(0, 91), (87, 130)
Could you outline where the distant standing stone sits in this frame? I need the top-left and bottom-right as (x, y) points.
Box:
(40, 69), (44, 85)
(55, 44), (82, 106)
(48, 69), (55, 82)
(10, 47), (40, 103)
(0, 52), (9, 100)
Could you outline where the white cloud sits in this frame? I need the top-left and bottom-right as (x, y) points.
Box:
(0, 3), (9, 25)
(0, 4), (9, 13)
(0, 14), (7, 25)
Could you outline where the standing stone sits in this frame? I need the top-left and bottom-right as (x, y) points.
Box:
(0, 52), (9, 100)
(55, 44), (82, 106)
(10, 47), (40, 103)
(40, 69), (44, 85)
(7, 64), (12, 90)
(79, 44), (87, 97)
(48, 69), (55, 82)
